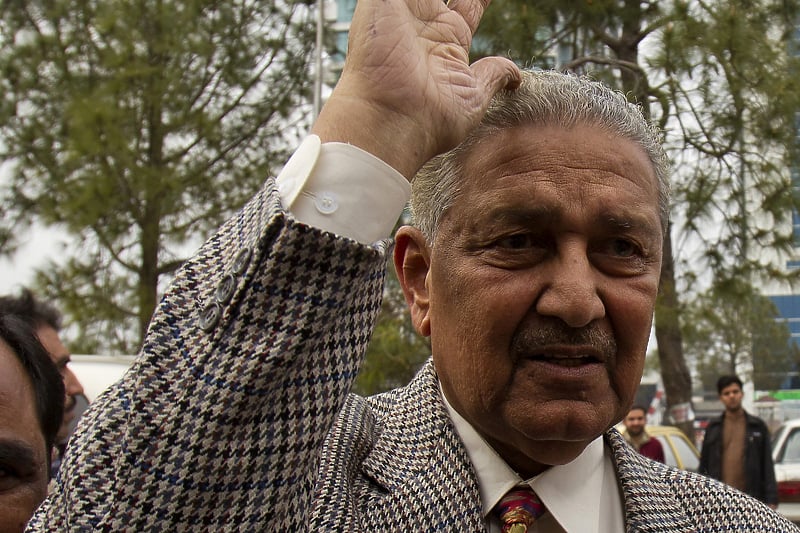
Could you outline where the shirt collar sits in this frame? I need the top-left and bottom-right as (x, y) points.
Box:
(442, 390), (612, 532)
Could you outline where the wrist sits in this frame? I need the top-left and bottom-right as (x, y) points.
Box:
(311, 89), (436, 182)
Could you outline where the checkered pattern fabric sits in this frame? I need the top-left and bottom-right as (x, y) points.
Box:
(27, 178), (799, 532)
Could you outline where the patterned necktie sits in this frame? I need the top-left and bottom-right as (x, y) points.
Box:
(494, 487), (546, 533)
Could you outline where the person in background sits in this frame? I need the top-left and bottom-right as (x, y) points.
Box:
(0, 289), (85, 474)
(621, 405), (665, 463)
(29, 0), (796, 530)
(699, 375), (778, 508)
(0, 314), (64, 532)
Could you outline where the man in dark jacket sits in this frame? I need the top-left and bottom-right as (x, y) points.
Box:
(699, 375), (778, 507)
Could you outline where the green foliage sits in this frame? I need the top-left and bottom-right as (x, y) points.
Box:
(653, 0), (800, 287)
(473, 0), (800, 403)
(355, 263), (430, 396)
(682, 278), (800, 391)
(0, 0), (317, 352)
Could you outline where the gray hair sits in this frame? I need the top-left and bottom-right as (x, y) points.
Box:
(410, 70), (670, 242)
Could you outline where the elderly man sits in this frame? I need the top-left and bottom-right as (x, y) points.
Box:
(31, 0), (795, 531)
(0, 315), (64, 533)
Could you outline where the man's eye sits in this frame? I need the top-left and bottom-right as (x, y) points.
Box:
(0, 465), (20, 490)
(610, 238), (637, 257)
(496, 234), (533, 249)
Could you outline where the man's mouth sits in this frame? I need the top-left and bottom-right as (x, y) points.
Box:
(533, 354), (601, 367)
(511, 320), (617, 369)
(526, 346), (606, 367)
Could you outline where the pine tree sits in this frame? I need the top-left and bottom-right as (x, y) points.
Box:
(0, 0), (317, 352)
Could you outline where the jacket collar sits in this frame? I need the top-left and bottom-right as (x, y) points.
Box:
(607, 428), (696, 532)
(360, 360), (485, 529)
(361, 360), (697, 532)
(361, 360), (460, 488)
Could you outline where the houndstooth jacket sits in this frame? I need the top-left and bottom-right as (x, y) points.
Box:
(28, 179), (797, 532)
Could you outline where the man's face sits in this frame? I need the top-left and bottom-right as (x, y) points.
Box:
(719, 383), (743, 413)
(623, 408), (648, 437)
(0, 340), (49, 533)
(398, 124), (662, 477)
(36, 326), (84, 443)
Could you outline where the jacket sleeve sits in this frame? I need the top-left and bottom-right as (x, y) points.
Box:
(27, 179), (390, 531)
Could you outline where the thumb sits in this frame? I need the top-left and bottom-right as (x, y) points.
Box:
(471, 56), (522, 104)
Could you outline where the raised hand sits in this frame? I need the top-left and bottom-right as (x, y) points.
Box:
(311, 0), (521, 181)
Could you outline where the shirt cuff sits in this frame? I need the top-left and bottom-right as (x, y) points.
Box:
(276, 135), (411, 244)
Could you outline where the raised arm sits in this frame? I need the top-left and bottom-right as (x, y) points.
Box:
(312, 0), (520, 180)
(27, 0), (518, 530)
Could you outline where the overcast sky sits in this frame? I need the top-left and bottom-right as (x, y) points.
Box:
(0, 224), (70, 295)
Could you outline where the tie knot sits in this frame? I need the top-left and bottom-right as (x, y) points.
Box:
(494, 488), (546, 533)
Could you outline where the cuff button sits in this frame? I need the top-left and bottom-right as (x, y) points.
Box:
(198, 302), (221, 332)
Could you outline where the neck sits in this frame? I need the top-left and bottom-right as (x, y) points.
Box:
(625, 431), (648, 447)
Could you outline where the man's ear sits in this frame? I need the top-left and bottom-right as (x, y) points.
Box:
(393, 226), (432, 337)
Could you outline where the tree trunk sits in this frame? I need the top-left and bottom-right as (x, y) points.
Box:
(655, 224), (695, 439)
(138, 210), (160, 347)
(612, 2), (695, 439)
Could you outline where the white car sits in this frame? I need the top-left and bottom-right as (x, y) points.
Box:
(772, 418), (800, 524)
(66, 354), (135, 434)
(69, 354), (135, 401)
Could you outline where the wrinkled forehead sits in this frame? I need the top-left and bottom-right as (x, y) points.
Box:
(457, 123), (660, 204)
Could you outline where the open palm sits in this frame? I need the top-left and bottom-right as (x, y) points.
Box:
(314, 0), (519, 179)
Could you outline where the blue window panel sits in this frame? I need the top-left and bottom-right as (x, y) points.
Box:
(770, 295), (800, 321)
(337, 0), (357, 22)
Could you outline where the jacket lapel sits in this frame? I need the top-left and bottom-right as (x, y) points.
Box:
(359, 363), (699, 531)
(360, 360), (485, 530)
(607, 429), (696, 532)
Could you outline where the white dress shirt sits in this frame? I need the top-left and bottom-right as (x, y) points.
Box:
(443, 393), (625, 532)
(276, 136), (626, 532)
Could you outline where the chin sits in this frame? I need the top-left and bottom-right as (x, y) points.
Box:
(519, 400), (617, 439)
(508, 438), (595, 477)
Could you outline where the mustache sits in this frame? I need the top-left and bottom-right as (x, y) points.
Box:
(510, 319), (617, 358)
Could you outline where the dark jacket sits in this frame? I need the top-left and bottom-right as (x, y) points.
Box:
(699, 410), (778, 505)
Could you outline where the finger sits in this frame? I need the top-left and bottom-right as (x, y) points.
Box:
(446, 0), (491, 35)
(470, 56), (522, 99)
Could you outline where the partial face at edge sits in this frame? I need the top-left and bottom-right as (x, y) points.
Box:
(36, 326), (84, 444)
(0, 341), (49, 533)
(414, 124), (663, 477)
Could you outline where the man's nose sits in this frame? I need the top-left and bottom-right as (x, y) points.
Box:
(64, 365), (85, 398)
(535, 246), (605, 328)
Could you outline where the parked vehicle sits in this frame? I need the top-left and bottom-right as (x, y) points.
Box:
(615, 423), (700, 471)
(772, 418), (800, 524)
(66, 354), (135, 435)
(646, 425), (700, 472)
(69, 354), (135, 401)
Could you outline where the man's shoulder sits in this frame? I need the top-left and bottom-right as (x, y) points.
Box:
(645, 433), (664, 449)
(607, 431), (793, 530)
(662, 468), (795, 529)
(330, 359), (440, 443)
(744, 411), (770, 428)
